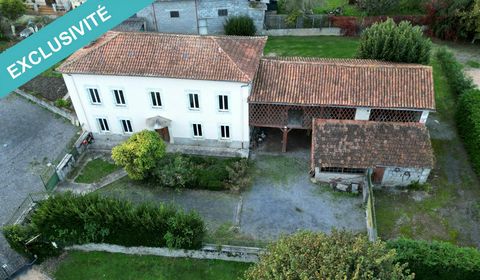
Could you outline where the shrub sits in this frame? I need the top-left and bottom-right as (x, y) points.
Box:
(436, 47), (475, 96)
(357, 0), (400, 16)
(388, 238), (480, 280)
(150, 154), (194, 189)
(3, 225), (61, 261)
(54, 98), (71, 109)
(3, 193), (205, 260)
(357, 18), (432, 64)
(244, 230), (414, 280)
(112, 130), (166, 180)
(425, 0), (471, 40)
(224, 15), (256, 36)
(457, 89), (480, 175)
(150, 154), (250, 191)
(0, 0), (26, 22)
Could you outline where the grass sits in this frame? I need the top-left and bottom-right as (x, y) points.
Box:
(466, 60), (480, 68)
(264, 36), (359, 58)
(253, 155), (307, 184)
(41, 61), (64, 78)
(75, 158), (120, 184)
(54, 251), (251, 280)
(312, 0), (364, 16)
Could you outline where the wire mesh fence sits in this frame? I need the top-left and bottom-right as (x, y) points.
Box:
(265, 14), (329, 29)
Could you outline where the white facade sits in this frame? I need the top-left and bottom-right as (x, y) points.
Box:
(64, 74), (251, 156)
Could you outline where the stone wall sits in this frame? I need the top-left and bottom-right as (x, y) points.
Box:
(137, 1), (198, 34)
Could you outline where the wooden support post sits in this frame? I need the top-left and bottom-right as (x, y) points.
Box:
(281, 127), (292, 153)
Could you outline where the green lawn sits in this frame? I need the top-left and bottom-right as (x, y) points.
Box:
(264, 36), (359, 58)
(55, 251), (250, 280)
(75, 158), (120, 184)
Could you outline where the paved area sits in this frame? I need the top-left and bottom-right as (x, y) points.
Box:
(96, 152), (366, 243)
(0, 94), (78, 275)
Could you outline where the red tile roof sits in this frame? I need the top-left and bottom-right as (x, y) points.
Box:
(250, 57), (435, 110)
(311, 119), (434, 169)
(58, 32), (267, 83)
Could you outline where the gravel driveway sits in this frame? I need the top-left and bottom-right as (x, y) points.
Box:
(0, 94), (78, 273)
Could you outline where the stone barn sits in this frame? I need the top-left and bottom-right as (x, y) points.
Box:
(311, 119), (435, 187)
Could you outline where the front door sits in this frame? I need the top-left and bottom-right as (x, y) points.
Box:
(372, 167), (385, 184)
(156, 127), (170, 143)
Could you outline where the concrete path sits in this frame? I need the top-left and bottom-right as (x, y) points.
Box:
(0, 94), (78, 276)
(56, 169), (127, 195)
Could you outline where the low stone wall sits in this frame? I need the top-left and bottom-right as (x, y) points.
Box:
(262, 27), (341, 36)
(15, 89), (79, 126)
(66, 243), (264, 263)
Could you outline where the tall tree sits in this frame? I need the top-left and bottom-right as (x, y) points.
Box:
(357, 18), (432, 64)
(0, 0), (26, 22)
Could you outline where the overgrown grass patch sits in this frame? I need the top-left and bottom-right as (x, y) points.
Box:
(252, 155), (306, 184)
(466, 60), (480, 68)
(75, 158), (120, 184)
(55, 251), (250, 280)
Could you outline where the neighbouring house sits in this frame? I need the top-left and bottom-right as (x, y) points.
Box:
(136, 0), (269, 35)
(311, 120), (434, 187)
(25, 0), (72, 13)
(59, 32), (436, 187)
(58, 31), (267, 157)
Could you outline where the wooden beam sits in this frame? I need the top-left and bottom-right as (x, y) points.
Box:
(281, 128), (292, 153)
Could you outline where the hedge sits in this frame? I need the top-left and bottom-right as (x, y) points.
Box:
(387, 238), (480, 280)
(457, 89), (480, 175)
(3, 193), (205, 260)
(224, 15), (256, 36)
(435, 47), (475, 97)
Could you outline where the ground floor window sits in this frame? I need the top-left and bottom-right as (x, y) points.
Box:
(121, 119), (133, 133)
(192, 123), (203, 137)
(320, 167), (365, 174)
(97, 118), (109, 132)
(220, 125), (230, 139)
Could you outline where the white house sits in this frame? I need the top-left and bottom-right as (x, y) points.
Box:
(58, 31), (267, 157)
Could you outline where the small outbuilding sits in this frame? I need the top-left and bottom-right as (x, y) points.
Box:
(311, 119), (435, 187)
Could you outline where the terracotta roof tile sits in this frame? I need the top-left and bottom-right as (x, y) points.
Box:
(250, 57), (435, 110)
(58, 32), (267, 83)
(312, 119), (435, 169)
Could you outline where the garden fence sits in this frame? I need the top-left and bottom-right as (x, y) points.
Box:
(5, 192), (49, 226)
(265, 14), (329, 29)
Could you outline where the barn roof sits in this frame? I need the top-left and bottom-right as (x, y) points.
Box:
(250, 57), (435, 110)
(58, 31), (267, 83)
(311, 119), (434, 169)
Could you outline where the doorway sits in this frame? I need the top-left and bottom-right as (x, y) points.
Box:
(156, 127), (170, 143)
(372, 167), (385, 184)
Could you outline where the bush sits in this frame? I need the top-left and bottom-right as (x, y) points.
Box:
(425, 0), (470, 40)
(3, 193), (205, 260)
(54, 98), (71, 109)
(224, 15), (256, 36)
(0, 0), (26, 22)
(245, 231), (413, 280)
(112, 130), (166, 180)
(357, 0), (400, 15)
(150, 154), (250, 191)
(388, 238), (480, 280)
(436, 47), (475, 96)
(3, 225), (61, 261)
(150, 154), (194, 188)
(457, 89), (480, 175)
(357, 18), (432, 64)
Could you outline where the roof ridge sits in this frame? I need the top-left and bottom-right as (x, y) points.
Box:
(261, 56), (432, 69)
(212, 37), (251, 82)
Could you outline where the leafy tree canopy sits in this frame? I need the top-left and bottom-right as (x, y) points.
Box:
(0, 0), (26, 22)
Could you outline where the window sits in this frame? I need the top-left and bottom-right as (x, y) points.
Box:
(97, 118), (109, 132)
(88, 88), (101, 104)
(192, 123), (203, 137)
(218, 9), (228, 16)
(170, 11), (179, 18)
(218, 95), (229, 111)
(150, 91), (162, 107)
(188, 93), (200, 109)
(121, 119), (133, 133)
(113, 89), (126, 105)
(220, 125), (230, 139)
(320, 167), (365, 174)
